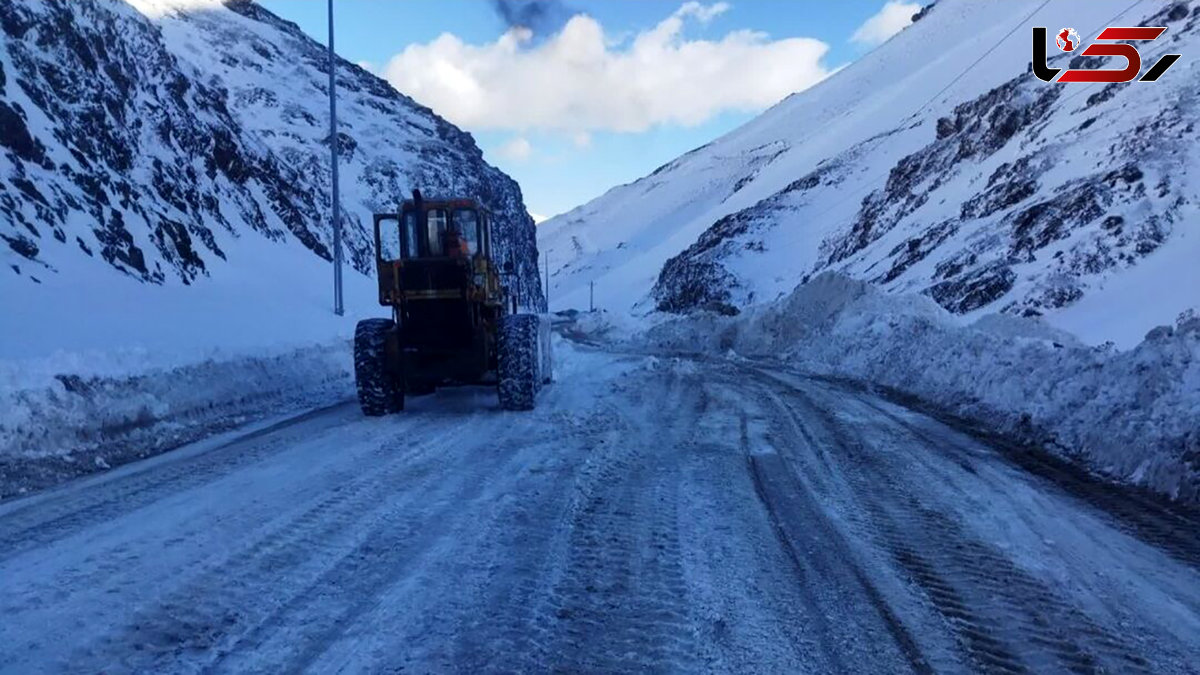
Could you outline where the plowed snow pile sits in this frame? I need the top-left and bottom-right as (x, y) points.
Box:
(644, 273), (1200, 503)
(0, 342), (354, 499)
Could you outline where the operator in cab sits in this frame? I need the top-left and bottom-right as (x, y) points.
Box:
(447, 228), (472, 258)
(446, 211), (477, 259)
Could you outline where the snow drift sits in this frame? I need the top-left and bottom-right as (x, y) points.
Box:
(644, 273), (1200, 504)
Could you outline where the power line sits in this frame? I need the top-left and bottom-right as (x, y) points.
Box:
(904, 0), (1055, 124)
(789, 0), (1059, 235)
(793, 0), (1152, 248)
(1055, 0), (1148, 108)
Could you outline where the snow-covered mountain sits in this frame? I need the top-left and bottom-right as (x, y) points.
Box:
(1, 0), (541, 358)
(540, 0), (1199, 347)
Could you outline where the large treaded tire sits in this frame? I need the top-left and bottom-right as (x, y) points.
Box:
(497, 314), (539, 411)
(354, 318), (403, 416)
(538, 315), (553, 385)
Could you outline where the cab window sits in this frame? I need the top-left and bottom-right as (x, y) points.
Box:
(401, 211), (419, 259)
(377, 216), (402, 261)
(454, 209), (480, 256)
(427, 209), (448, 256)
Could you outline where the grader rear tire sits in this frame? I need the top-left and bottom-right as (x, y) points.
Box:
(354, 319), (403, 416)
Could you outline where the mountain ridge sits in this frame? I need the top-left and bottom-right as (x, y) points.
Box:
(1, 0), (543, 306)
(539, 0), (1198, 347)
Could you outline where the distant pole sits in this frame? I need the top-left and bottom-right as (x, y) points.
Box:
(589, 281), (594, 312)
(544, 252), (549, 310)
(328, 0), (344, 316)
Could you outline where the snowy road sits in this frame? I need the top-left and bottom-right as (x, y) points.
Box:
(2, 346), (1198, 673)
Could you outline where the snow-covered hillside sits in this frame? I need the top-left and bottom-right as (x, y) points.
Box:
(0, 0), (547, 479)
(540, 0), (1199, 347)
(1, 0), (542, 361)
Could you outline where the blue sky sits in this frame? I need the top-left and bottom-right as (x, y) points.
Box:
(258, 1), (925, 219)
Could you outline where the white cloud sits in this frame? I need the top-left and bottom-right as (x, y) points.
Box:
(383, 3), (831, 134)
(675, 1), (731, 23)
(496, 136), (533, 161)
(851, 1), (921, 47)
(572, 132), (592, 149)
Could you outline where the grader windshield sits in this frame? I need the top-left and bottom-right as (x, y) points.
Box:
(376, 206), (484, 261)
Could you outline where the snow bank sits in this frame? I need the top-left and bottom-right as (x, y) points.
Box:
(0, 341), (354, 499)
(554, 309), (644, 345)
(644, 273), (1200, 503)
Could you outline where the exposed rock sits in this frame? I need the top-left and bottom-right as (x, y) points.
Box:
(926, 262), (1015, 314)
(911, 2), (937, 23)
(653, 160), (848, 313)
(0, 101), (48, 166)
(0, 0), (543, 307)
(2, 232), (38, 260)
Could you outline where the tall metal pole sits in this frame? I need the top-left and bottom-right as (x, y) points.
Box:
(543, 252), (549, 310)
(328, 0), (344, 316)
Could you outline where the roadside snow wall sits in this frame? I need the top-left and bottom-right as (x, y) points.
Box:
(0, 342), (354, 499)
(644, 273), (1200, 504)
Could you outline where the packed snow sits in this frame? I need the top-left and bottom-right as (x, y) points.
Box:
(642, 272), (1200, 503)
(2, 337), (1197, 673)
(0, 0), (1192, 538)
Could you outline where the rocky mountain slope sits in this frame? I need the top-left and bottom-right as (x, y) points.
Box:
(0, 0), (542, 325)
(539, 0), (1198, 347)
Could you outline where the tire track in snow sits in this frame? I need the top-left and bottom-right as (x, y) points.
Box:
(732, 376), (934, 674)
(60, 418), (476, 674)
(532, 365), (704, 673)
(214, 413), (548, 673)
(849, 387), (1200, 571)
(767, 376), (1171, 673)
(669, 384), (821, 674)
(814, 376), (1200, 670)
(431, 402), (641, 673)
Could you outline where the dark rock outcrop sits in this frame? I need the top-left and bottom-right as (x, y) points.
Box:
(0, 0), (543, 308)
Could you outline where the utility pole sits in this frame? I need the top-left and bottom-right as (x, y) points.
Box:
(328, 0), (344, 316)
(543, 252), (549, 310)
(589, 281), (594, 313)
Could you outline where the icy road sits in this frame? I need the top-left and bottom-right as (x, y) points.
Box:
(2, 345), (1198, 674)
